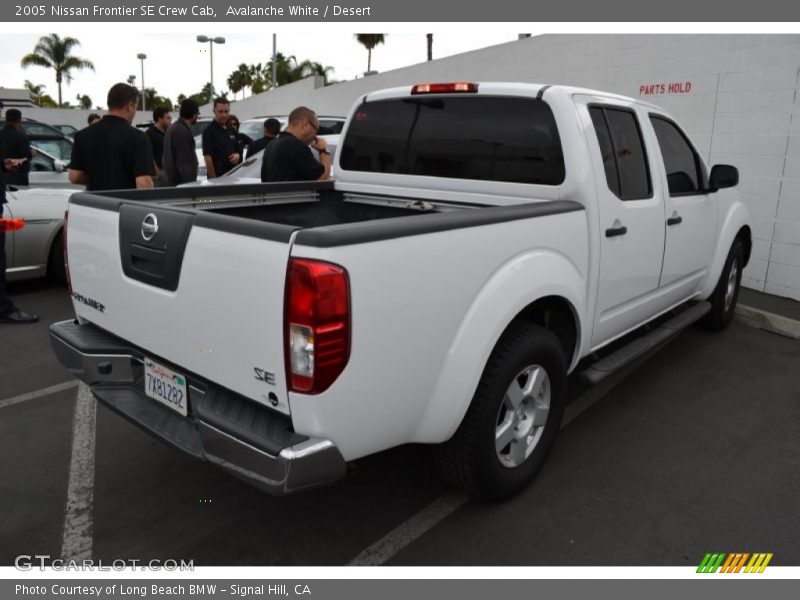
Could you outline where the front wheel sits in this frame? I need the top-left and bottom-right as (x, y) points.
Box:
(704, 239), (743, 331)
(434, 322), (566, 501)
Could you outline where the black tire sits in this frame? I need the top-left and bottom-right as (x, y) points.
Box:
(48, 231), (67, 284)
(704, 239), (744, 331)
(434, 322), (567, 501)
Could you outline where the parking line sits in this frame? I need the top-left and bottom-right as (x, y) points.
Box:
(346, 350), (659, 566)
(0, 380), (79, 410)
(347, 490), (469, 566)
(61, 383), (97, 561)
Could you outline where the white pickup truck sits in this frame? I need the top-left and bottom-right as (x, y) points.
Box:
(51, 82), (750, 500)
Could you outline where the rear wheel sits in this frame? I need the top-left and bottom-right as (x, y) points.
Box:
(48, 231), (66, 284)
(434, 322), (566, 501)
(704, 239), (743, 331)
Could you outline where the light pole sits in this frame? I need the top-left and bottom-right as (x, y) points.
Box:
(137, 53), (147, 111)
(196, 35), (225, 98)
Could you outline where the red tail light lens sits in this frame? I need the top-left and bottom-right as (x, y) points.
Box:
(0, 218), (25, 232)
(285, 258), (350, 394)
(411, 82), (479, 95)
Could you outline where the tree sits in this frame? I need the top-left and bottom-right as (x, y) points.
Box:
(427, 34), (433, 61)
(296, 60), (335, 85)
(20, 34), (95, 107)
(143, 88), (174, 111)
(76, 94), (92, 109)
(227, 63), (252, 100)
(249, 62), (268, 93)
(24, 80), (47, 106)
(355, 34), (386, 73)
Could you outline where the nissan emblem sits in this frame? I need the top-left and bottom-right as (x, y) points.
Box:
(141, 213), (159, 241)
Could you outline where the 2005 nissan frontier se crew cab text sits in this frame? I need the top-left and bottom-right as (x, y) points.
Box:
(50, 82), (751, 500)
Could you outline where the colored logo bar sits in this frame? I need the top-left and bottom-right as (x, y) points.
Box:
(697, 553), (773, 573)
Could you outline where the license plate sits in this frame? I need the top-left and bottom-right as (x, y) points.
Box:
(144, 358), (188, 417)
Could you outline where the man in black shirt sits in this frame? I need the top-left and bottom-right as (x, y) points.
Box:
(201, 98), (240, 179)
(163, 99), (200, 186)
(0, 109), (32, 186)
(261, 107), (331, 182)
(246, 118), (281, 159)
(68, 83), (155, 191)
(145, 105), (172, 185)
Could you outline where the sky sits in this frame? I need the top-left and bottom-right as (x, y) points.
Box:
(0, 25), (524, 109)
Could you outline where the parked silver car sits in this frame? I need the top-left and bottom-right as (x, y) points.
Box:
(3, 185), (71, 282)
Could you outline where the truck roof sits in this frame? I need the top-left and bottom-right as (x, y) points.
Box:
(362, 82), (664, 111)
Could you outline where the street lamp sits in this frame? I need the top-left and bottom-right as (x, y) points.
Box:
(196, 35), (225, 98)
(137, 53), (147, 111)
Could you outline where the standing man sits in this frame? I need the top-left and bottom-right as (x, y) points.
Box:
(261, 107), (331, 182)
(1, 155), (38, 323)
(145, 105), (172, 185)
(246, 118), (281, 159)
(201, 98), (240, 179)
(68, 83), (155, 191)
(163, 99), (200, 186)
(0, 109), (32, 186)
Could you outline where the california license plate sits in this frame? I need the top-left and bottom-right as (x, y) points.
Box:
(144, 358), (188, 417)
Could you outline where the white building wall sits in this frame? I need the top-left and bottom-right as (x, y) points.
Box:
(23, 34), (800, 301)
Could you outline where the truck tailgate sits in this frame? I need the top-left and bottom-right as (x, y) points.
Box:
(66, 198), (296, 415)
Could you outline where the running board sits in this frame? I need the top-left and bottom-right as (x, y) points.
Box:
(579, 301), (711, 386)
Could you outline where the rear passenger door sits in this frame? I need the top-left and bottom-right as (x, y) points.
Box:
(648, 115), (716, 294)
(579, 100), (667, 347)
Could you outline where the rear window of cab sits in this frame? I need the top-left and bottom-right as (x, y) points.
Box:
(340, 96), (565, 185)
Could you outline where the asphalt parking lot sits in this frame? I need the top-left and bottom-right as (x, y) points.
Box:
(1, 279), (799, 567)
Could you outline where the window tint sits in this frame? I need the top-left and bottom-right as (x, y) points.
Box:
(318, 119), (344, 135)
(340, 96), (565, 185)
(650, 116), (704, 195)
(589, 106), (651, 200)
(589, 108), (620, 196)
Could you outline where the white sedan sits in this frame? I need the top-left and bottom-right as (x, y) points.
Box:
(3, 186), (71, 282)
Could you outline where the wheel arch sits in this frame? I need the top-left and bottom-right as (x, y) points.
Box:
(410, 249), (586, 444)
(700, 200), (751, 299)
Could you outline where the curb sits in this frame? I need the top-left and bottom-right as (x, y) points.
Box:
(735, 304), (800, 341)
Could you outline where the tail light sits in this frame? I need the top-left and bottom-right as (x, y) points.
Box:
(64, 210), (72, 296)
(411, 82), (479, 95)
(0, 218), (25, 232)
(285, 258), (350, 394)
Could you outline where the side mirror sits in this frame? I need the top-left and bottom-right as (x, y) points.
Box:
(54, 160), (66, 173)
(709, 164), (739, 192)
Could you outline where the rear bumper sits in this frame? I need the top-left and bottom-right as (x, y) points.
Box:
(49, 319), (346, 496)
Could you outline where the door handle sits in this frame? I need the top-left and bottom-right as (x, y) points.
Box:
(667, 216), (683, 226)
(605, 225), (628, 238)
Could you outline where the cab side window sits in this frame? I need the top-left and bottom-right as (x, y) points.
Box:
(650, 116), (706, 195)
(589, 106), (651, 201)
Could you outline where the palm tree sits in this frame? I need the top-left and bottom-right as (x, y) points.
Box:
(249, 63), (268, 93)
(426, 34), (433, 61)
(20, 34), (95, 107)
(227, 63), (252, 100)
(355, 34), (386, 73)
(76, 94), (92, 110)
(295, 60), (335, 85)
(24, 80), (46, 105)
